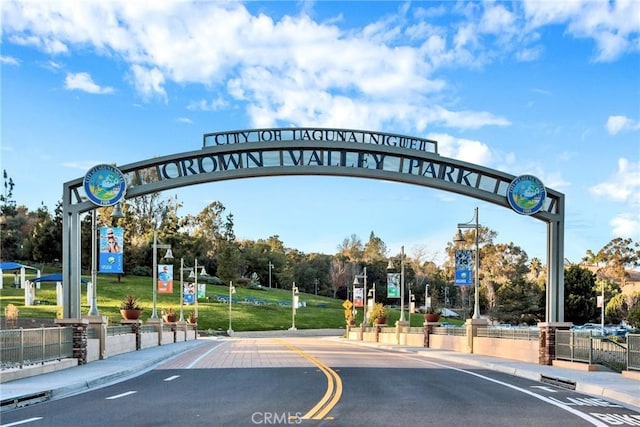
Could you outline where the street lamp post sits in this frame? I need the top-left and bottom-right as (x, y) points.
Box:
(353, 267), (368, 325)
(88, 209), (99, 316)
(425, 282), (429, 311)
(368, 284), (376, 311)
(88, 204), (124, 316)
(193, 260), (207, 320)
(228, 281), (236, 335)
(387, 246), (407, 323)
(151, 226), (173, 320)
(289, 283), (298, 330)
(455, 206), (481, 320)
(179, 258), (186, 322)
(268, 261), (274, 288)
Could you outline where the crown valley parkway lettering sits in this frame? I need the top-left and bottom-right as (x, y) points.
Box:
(157, 147), (476, 189)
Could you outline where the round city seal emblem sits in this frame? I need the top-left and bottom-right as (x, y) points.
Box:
(83, 164), (127, 206)
(507, 174), (546, 215)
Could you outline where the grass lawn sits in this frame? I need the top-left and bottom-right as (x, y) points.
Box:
(0, 272), (463, 332)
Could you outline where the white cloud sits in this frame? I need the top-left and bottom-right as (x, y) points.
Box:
(176, 117), (193, 125)
(187, 97), (227, 112)
(523, 0), (640, 62)
(610, 212), (640, 238)
(0, 55), (19, 65)
(590, 158), (640, 203)
(3, 1), (637, 134)
(606, 115), (640, 135)
(427, 133), (493, 166)
(129, 65), (166, 101)
(64, 72), (114, 94)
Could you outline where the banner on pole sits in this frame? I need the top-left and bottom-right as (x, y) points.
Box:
(158, 264), (173, 293)
(99, 226), (124, 273)
(387, 273), (400, 298)
(183, 282), (195, 304)
(354, 287), (364, 307)
(455, 249), (473, 286)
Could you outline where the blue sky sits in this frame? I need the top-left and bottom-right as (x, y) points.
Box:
(1, 1), (639, 266)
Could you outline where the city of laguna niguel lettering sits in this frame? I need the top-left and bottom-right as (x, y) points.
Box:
(157, 148), (476, 188)
(203, 128), (437, 153)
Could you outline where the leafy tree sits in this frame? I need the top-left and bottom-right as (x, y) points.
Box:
(564, 265), (597, 324)
(29, 204), (62, 263)
(627, 293), (640, 328)
(596, 237), (640, 286)
(216, 213), (241, 284)
(494, 276), (544, 325)
(337, 234), (363, 262)
(363, 231), (387, 262)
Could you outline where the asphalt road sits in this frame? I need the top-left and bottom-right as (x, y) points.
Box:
(2, 337), (638, 427)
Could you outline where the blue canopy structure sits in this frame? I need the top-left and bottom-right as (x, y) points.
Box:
(0, 262), (38, 270)
(31, 274), (89, 284)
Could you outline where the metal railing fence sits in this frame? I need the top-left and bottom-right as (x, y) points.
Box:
(477, 327), (539, 340)
(106, 325), (135, 336)
(0, 326), (73, 370)
(432, 326), (466, 336)
(627, 334), (640, 371)
(555, 330), (638, 372)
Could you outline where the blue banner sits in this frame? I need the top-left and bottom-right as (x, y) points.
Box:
(455, 249), (472, 286)
(99, 226), (124, 273)
(183, 282), (195, 304)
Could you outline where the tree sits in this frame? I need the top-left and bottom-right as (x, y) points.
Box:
(564, 265), (597, 324)
(363, 231), (387, 262)
(216, 213), (241, 284)
(494, 276), (544, 325)
(596, 238), (640, 287)
(337, 234), (363, 262)
(329, 258), (350, 298)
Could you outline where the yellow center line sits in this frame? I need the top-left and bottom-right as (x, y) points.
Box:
(275, 339), (342, 420)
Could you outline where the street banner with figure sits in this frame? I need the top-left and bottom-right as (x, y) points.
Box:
(183, 282), (195, 304)
(99, 227), (124, 273)
(158, 264), (173, 293)
(353, 287), (364, 307)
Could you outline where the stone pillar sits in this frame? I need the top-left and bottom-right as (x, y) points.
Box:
(538, 322), (572, 365)
(374, 325), (382, 342)
(465, 318), (488, 354)
(423, 320), (441, 348)
(55, 318), (89, 365)
(84, 315), (107, 359)
(147, 318), (162, 346)
(121, 319), (143, 350)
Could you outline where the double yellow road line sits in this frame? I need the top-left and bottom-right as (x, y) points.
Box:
(276, 339), (342, 421)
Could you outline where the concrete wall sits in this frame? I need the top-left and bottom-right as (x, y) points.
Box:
(474, 337), (539, 363)
(140, 332), (159, 349)
(356, 330), (540, 364)
(86, 338), (101, 363)
(429, 334), (467, 352)
(161, 331), (174, 345)
(104, 334), (137, 358)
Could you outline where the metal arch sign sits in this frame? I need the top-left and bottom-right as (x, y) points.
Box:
(83, 164), (127, 206)
(507, 174), (546, 215)
(63, 128), (565, 324)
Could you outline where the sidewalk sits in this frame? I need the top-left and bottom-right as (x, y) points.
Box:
(1, 332), (638, 413)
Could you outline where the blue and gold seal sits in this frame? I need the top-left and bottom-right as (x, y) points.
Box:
(83, 164), (126, 206)
(507, 175), (546, 215)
